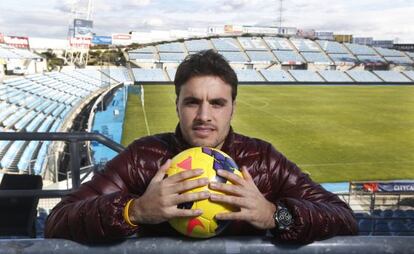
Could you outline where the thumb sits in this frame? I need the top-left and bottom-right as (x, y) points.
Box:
(152, 159), (171, 182)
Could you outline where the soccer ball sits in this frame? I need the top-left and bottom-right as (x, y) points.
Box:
(167, 147), (241, 238)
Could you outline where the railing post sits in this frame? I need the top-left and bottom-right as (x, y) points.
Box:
(69, 141), (81, 189)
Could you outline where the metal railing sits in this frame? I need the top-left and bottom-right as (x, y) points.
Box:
(0, 132), (124, 198)
(0, 236), (413, 254)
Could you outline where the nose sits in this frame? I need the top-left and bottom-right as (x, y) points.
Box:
(196, 102), (211, 122)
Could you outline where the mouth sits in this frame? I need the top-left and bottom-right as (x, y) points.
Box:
(192, 125), (215, 138)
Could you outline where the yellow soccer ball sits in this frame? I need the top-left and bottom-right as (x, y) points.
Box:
(167, 147), (241, 238)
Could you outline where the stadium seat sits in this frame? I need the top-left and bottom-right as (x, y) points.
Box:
(0, 174), (42, 237)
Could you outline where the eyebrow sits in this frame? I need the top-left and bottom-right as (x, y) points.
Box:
(182, 96), (229, 105)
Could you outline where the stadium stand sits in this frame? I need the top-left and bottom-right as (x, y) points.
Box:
(159, 52), (186, 62)
(373, 71), (412, 83)
(301, 52), (332, 64)
(157, 42), (185, 53)
(0, 69), (113, 174)
(237, 37), (268, 51)
(211, 38), (241, 51)
(290, 38), (321, 52)
(184, 39), (212, 52)
(128, 52), (158, 62)
(273, 50), (305, 64)
(316, 40), (349, 54)
(166, 69), (176, 81)
(346, 70), (384, 83)
(384, 56), (413, 65)
(234, 69), (265, 82)
(0, 44), (42, 59)
(374, 47), (404, 57)
(318, 70), (354, 83)
(219, 51), (249, 63)
(246, 51), (275, 63)
(100, 67), (134, 84)
(288, 70), (325, 82)
(132, 68), (167, 82)
(263, 37), (295, 50)
(357, 55), (386, 65)
(403, 71), (414, 81)
(259, 69), (295, 82)
(345, 43), (378, 55)
(356, 209), (414, 236)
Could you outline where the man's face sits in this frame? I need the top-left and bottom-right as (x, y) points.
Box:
(176, 75), (235, 149)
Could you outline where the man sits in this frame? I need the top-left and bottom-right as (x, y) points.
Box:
(45, 49), (357, 243)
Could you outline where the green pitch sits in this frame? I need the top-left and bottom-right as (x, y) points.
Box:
(122, 85), (414, 183)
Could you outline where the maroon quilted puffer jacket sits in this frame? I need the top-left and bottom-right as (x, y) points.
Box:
(45, 127), (357, 243)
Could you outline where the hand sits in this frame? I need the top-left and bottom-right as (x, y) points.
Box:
(129, 159), (210, 224)
(209, 166), (277, 230)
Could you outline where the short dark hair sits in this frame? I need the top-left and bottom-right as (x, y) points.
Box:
(174, 49), (238, 101)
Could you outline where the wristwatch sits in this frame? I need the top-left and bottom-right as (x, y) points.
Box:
(273, 202), (294, 230)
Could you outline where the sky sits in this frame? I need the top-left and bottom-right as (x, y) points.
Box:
(0, 0), (413, 43)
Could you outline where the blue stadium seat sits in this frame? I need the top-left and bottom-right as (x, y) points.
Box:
(301, 52), (332, 64)
(288, 70), (325, 82)
(219, 51), (249, 63)
(273, 50), (305, 64)
(159, 52), (186, 62)
(373, 71), (412, 83)
(346, 71), (383, 83)
(211, 38), (240, 51)
(17, 141), (40, 173)
(260, 70), (295, 82)
(345, 43), (377, 55)
(238, 37), (268, 51)
(291, 38), (321, 52)
(166, 69), (176, 81)
(132, 68), (167, 82)
(316, 40), (349, 54)
(184, 39), (212, 52)
(317, 71), (353, 83)
(32, 141), (50, 175)
(157, 42), (185, 53)
(264, 37), (294, 51)
(246, 51), (275, 63)
(235, 70), (265, 82)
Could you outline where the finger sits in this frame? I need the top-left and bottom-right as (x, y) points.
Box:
(173, 191), (210, 205)
(241, 166), (253, 182)
(215, 212), (246, 221)
(210, 193), (247, 208)
(209, 182), (243, 196)
(173, 208), (203, 218)
(217, 169), (244, 185)
(152, 159), (171, 182)
(166, 168), (204, 183)
(171, 177), (209, 193)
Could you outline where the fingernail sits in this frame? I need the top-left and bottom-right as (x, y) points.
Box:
(210, 182), (217, 188)
(195, 169), (204, 174)
(217, 169), (223, 175)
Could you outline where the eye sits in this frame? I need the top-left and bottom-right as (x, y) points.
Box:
(183, 99), (199, 106)
(211, 99), (226, 108)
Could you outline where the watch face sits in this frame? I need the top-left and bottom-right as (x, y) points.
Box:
(277, 207), (293, 227)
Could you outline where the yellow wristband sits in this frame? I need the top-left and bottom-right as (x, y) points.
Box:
(123, 199), (138, 227)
